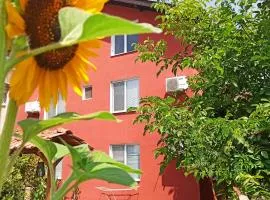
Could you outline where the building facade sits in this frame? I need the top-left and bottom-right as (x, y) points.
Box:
(14, 1), (206, 199)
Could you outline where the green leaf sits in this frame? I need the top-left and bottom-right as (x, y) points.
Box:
(261, 151), (269, 159)
(12, 36), (29, 51)
(19, 111), (119, 142)
(30, 136), (71, 163)
(30, 136), (57, 161)
(67, 144), (138, 187)
(59, 7), (161, 44)
(92, 151), (141, 174)
(53, 143), (70, 162)
(78, 163), (138, 187)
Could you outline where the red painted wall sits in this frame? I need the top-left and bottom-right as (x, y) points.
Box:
(16, 4), (200, 200)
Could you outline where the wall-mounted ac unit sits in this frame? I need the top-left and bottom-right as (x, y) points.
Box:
(25, 101), (40, 113)
(166, 76), (188, 92)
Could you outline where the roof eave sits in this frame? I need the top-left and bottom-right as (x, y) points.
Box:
(108, 0), (155, 11)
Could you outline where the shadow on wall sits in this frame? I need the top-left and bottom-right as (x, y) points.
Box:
(162, 161), (215, 200)
(162, 161), (200, 200)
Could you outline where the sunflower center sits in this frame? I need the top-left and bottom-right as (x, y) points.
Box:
(24, 0), (78, 70)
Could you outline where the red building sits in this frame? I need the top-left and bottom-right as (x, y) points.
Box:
(15, 1), (206, 199)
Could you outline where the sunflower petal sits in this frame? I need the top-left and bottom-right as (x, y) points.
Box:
(58, 70), (68, 101)
(6, 1), (25, 38)
(63, 64), (83, 96)
(71, 0), (108, 13)
(20, 0), (28, 12)
(10, 58), (37, 105)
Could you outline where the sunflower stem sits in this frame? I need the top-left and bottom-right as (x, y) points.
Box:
(52, 173), (76, 200)
(0, 0), (7, 67)
(0, 0), (8, 108)
(0, 100), (18, 192)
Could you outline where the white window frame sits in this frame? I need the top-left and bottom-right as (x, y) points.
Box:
(109, 144), (140, 181)
(149, 0), (172, 3)
(55, 160), (63, 180)
(82, 85), (92, 100)
(111, 34), (138, 56)
(44, 97), (66, 120)
(110, 78), (139, 113)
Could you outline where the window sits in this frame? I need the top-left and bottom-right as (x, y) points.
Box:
(45, 94), (66, 119)
(2, 84), (9, 106)
(110, 79), (139, 113)
(111, 34), (139, 56)
(149, 0), (172, 3)
(110, 144), (140, 181)
(82, 85), (92, 100)
(55, 160), (63, 180)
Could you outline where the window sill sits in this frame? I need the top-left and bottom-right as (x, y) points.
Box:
(134, 178), (141, 183)
(111, 110), (137, 115)
(111, 50), (137, 58)
(82, 98), (92, 101)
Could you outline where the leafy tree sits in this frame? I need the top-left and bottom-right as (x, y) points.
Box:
(134, 0), (270, 199)
(0, 154), (46, 200)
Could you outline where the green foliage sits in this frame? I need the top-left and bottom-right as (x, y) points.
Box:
(134, 0), (270, 198)
(53, 144), (140, 200)
(18, 111), (140, 199)
(0, 155), (46, 200)
(135, 97), (270, 198)
(136, 0), (270, 118)
(0, 2), (160, 199)
(19, 111), (119, 142)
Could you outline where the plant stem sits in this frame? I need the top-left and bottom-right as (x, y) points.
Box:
(0, 0), (7, 110)
(49, 163), (56, 200)
(7, 142), (26, 173)
(0, 100), (18, 191)
(52, 173), (76, 200)
(0, 0), (7, 67)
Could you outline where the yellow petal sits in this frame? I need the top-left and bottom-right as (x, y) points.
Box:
(63, 64), (82, 96)
(71, 0), (108, 13)
(9, 58), (37, 105)
(80, 40), (101, 49)
(58, 70), (68, 101)
(20, 0), (28, 12)
(6, 1), (25, 38)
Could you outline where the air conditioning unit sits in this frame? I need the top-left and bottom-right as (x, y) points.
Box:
(25, 101), (40, 113)
(166, 76), (188, 92)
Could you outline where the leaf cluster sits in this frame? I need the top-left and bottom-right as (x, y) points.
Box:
(0, 155), (46, 200)
(134, 2), (270, 197)
(15, 111), (140, 200)
(134, 97), (270, 199)
(135, 0), (270, 118)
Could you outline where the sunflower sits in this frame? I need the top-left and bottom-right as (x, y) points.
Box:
(6, 0), (107, 110)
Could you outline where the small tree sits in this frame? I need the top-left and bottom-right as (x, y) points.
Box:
(0, 154), (46, 200)
(134, 0), (270, 199)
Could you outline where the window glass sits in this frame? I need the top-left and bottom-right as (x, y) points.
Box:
(84, 86), (92, 100)
(114, 35), (125, 54)
(47, 94), (65, 119)
(111, 145), (125, 163)
(111, 144), (140, 180)
(47, 103), (56, 119)
(2, 84), (9, 105)
(55, 160), (63, 180)
(57, 94), (65, 114)
(113, 82), (125, 112)
(126, 79), (139, 109)
(127, 145), (140, 180)
(127, 34), (138, 52)
(127, 145), (140, 169)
